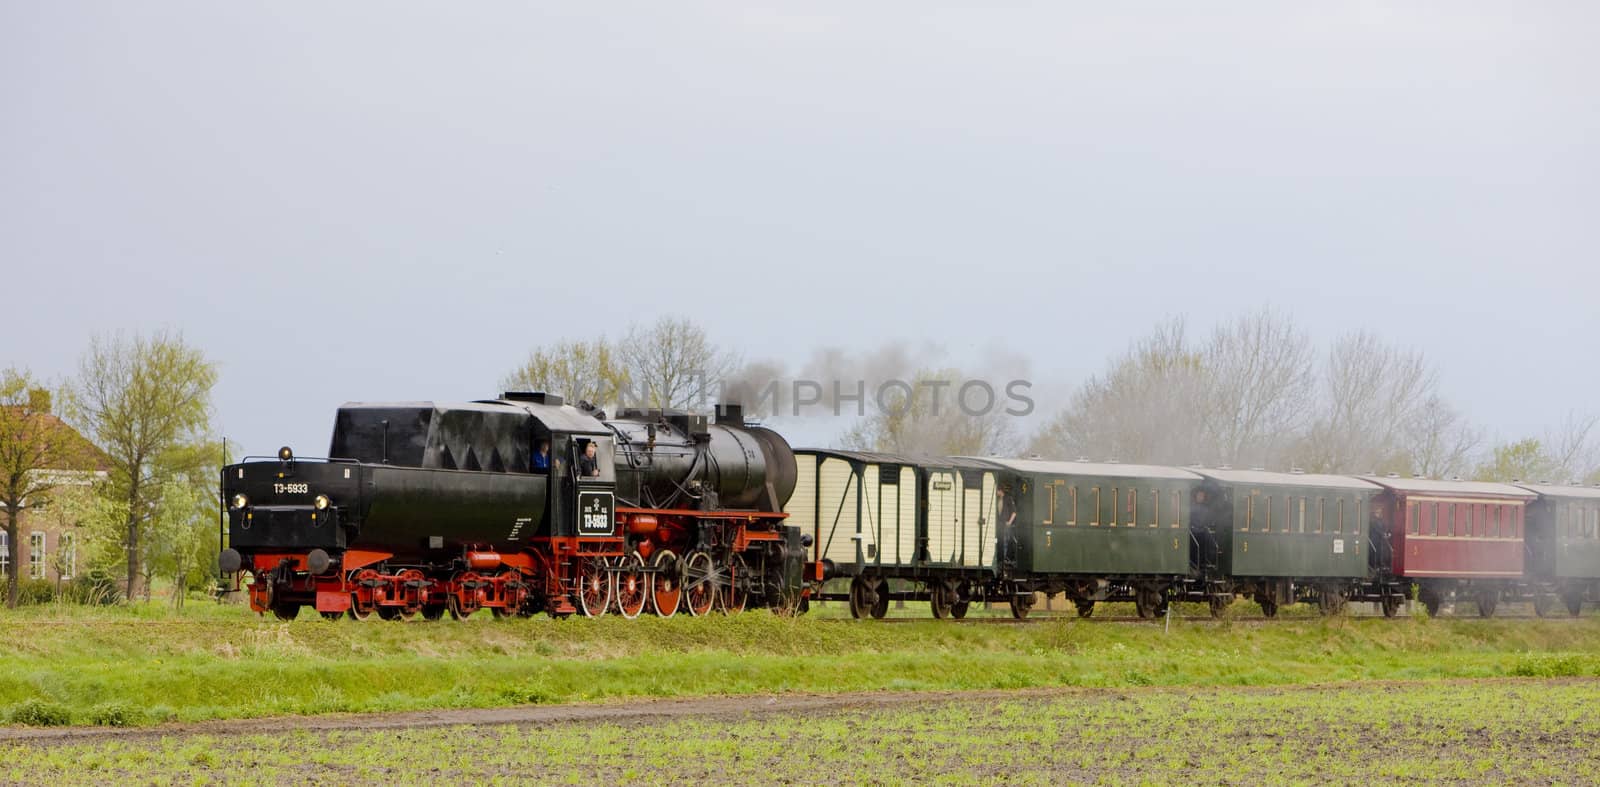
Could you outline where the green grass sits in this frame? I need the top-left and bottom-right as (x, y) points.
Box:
(2, 602), (1599, 727)
(4, 680), (1599, 784)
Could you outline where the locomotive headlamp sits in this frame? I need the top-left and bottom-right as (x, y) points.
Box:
(313, 494), (330, 510)
(278, 446), (294, 462)
(230, 493), (249, 510)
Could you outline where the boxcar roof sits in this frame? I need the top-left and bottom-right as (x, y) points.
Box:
(1513, 483), (1600, 500)
(795, 448), (996, 471)
(1358, 476), (1537, 498)
(1195, 468), (1381, 490)
(978, 457), (1201, 481)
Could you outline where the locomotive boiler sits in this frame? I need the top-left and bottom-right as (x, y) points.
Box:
(220, 393), (803, 621)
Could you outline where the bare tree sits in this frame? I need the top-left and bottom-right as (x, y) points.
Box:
(500, 338), (629, 409)
(1545, 411), (1600, 482)
(844, 368), (1017, 457)
(1296, 332), (1438, 474)
(0, 371), (83, 608)
(65, 332), (216, 601)
(617, 316), (738, 410)
(1029, 318), (1211, 465)
(1200, 309), (1314, 468)
(1406, 395), (1481, 479)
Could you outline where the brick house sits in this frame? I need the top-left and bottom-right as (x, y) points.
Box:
(1, 413), (109, 587)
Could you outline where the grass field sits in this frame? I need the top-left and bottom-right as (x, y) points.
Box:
(2, 602), (1599, 728)
(4, 679), (1598, 784)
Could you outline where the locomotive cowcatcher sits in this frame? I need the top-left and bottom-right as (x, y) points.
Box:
(218, 393), (805, 620)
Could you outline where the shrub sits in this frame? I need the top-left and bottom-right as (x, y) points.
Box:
(60, 572), (123, 606)
(16, 579), (55, 606)
(88, 703), (139, 727)
(9, 699), (72, 727)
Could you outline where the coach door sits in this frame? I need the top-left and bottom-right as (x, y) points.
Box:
(958, 470), (996, 568)
(925, 471), (959, 565)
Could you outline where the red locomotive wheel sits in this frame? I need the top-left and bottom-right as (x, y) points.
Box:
(615, 553), (648, 619)
(493, 570), (527, 619)
(649, 550), (681, 618)
(682, 551), (718, 617)
(723, 553), (749, 614)
(577, 556), (613, 618)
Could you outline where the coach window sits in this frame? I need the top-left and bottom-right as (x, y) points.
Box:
(1428, 503), (1438, 536)
(1149, 489), (1159, 527)
(1109, 487), (1119, 526)
(1129, 488), (1139, 528)
(1243, 495), (1254, 532)
(1068, 487), (1078, 525)
(1352, 500), (1360, 535)
(1408, 502), (1419, 535)
(1045, 485), (1057, 525)
(1090, 488), (1101, 526)
(1332, 500), (1343, 534)
(1265, 495), (1274, 534)
(1170, 490), (1181, 528)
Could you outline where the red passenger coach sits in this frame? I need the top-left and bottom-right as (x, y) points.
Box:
(1363, 476), (1536, 616)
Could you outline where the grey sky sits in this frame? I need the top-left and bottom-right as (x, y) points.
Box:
(4, 2), (1596, 459)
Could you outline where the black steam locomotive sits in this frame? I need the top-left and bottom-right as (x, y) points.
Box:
(220, 393), (803, 620)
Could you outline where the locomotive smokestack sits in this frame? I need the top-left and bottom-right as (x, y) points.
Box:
(715, 402), (745, 425)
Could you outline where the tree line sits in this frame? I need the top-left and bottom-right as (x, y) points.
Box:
(508, 312), (1600, 484)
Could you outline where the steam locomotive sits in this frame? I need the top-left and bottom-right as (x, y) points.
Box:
(219, 393), (804, 620)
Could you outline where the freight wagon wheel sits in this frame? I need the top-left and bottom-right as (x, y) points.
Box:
(848, 577), (873, 620)
(271, 603), (301, 621)
(723, 553), (749, 614)
(682, 552), (719, 617)
(1421, 596), (1441, 618)
(615, 553), (648, 619)
(577, 557), (613, 618)
(1076, 599), (1096, 619)
(870, 582), (890, 619)
(649, 550), (682, 618)
(950, 586), (971, 620)
(929, 583), (953, 620)
(1565, 593), (1584, 618)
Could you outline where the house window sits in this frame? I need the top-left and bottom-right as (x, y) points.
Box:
(60, 533), (76, 580)
(29, 532), (46, 580)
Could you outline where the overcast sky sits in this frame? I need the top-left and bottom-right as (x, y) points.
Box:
(4, 2), (1596, 459)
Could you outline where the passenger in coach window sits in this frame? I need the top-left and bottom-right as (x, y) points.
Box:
(578, 441), (600, 477)
(532, 440), (550, 472)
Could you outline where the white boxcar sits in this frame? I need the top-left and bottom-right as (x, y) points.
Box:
(786, 450), (1000, 574)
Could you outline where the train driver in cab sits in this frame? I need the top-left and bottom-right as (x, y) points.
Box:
(578, 440), (601, 478)
(532, 440), (550, 472)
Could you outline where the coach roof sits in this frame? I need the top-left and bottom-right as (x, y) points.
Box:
(980, 457), (1202, 481)
(1359, 475), (1536, 498)
(1197, 468), (1382, 490)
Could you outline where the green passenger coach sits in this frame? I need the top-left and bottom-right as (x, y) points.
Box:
(1190, 468), (1380, 617)
(980, 459), (1203, 619)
